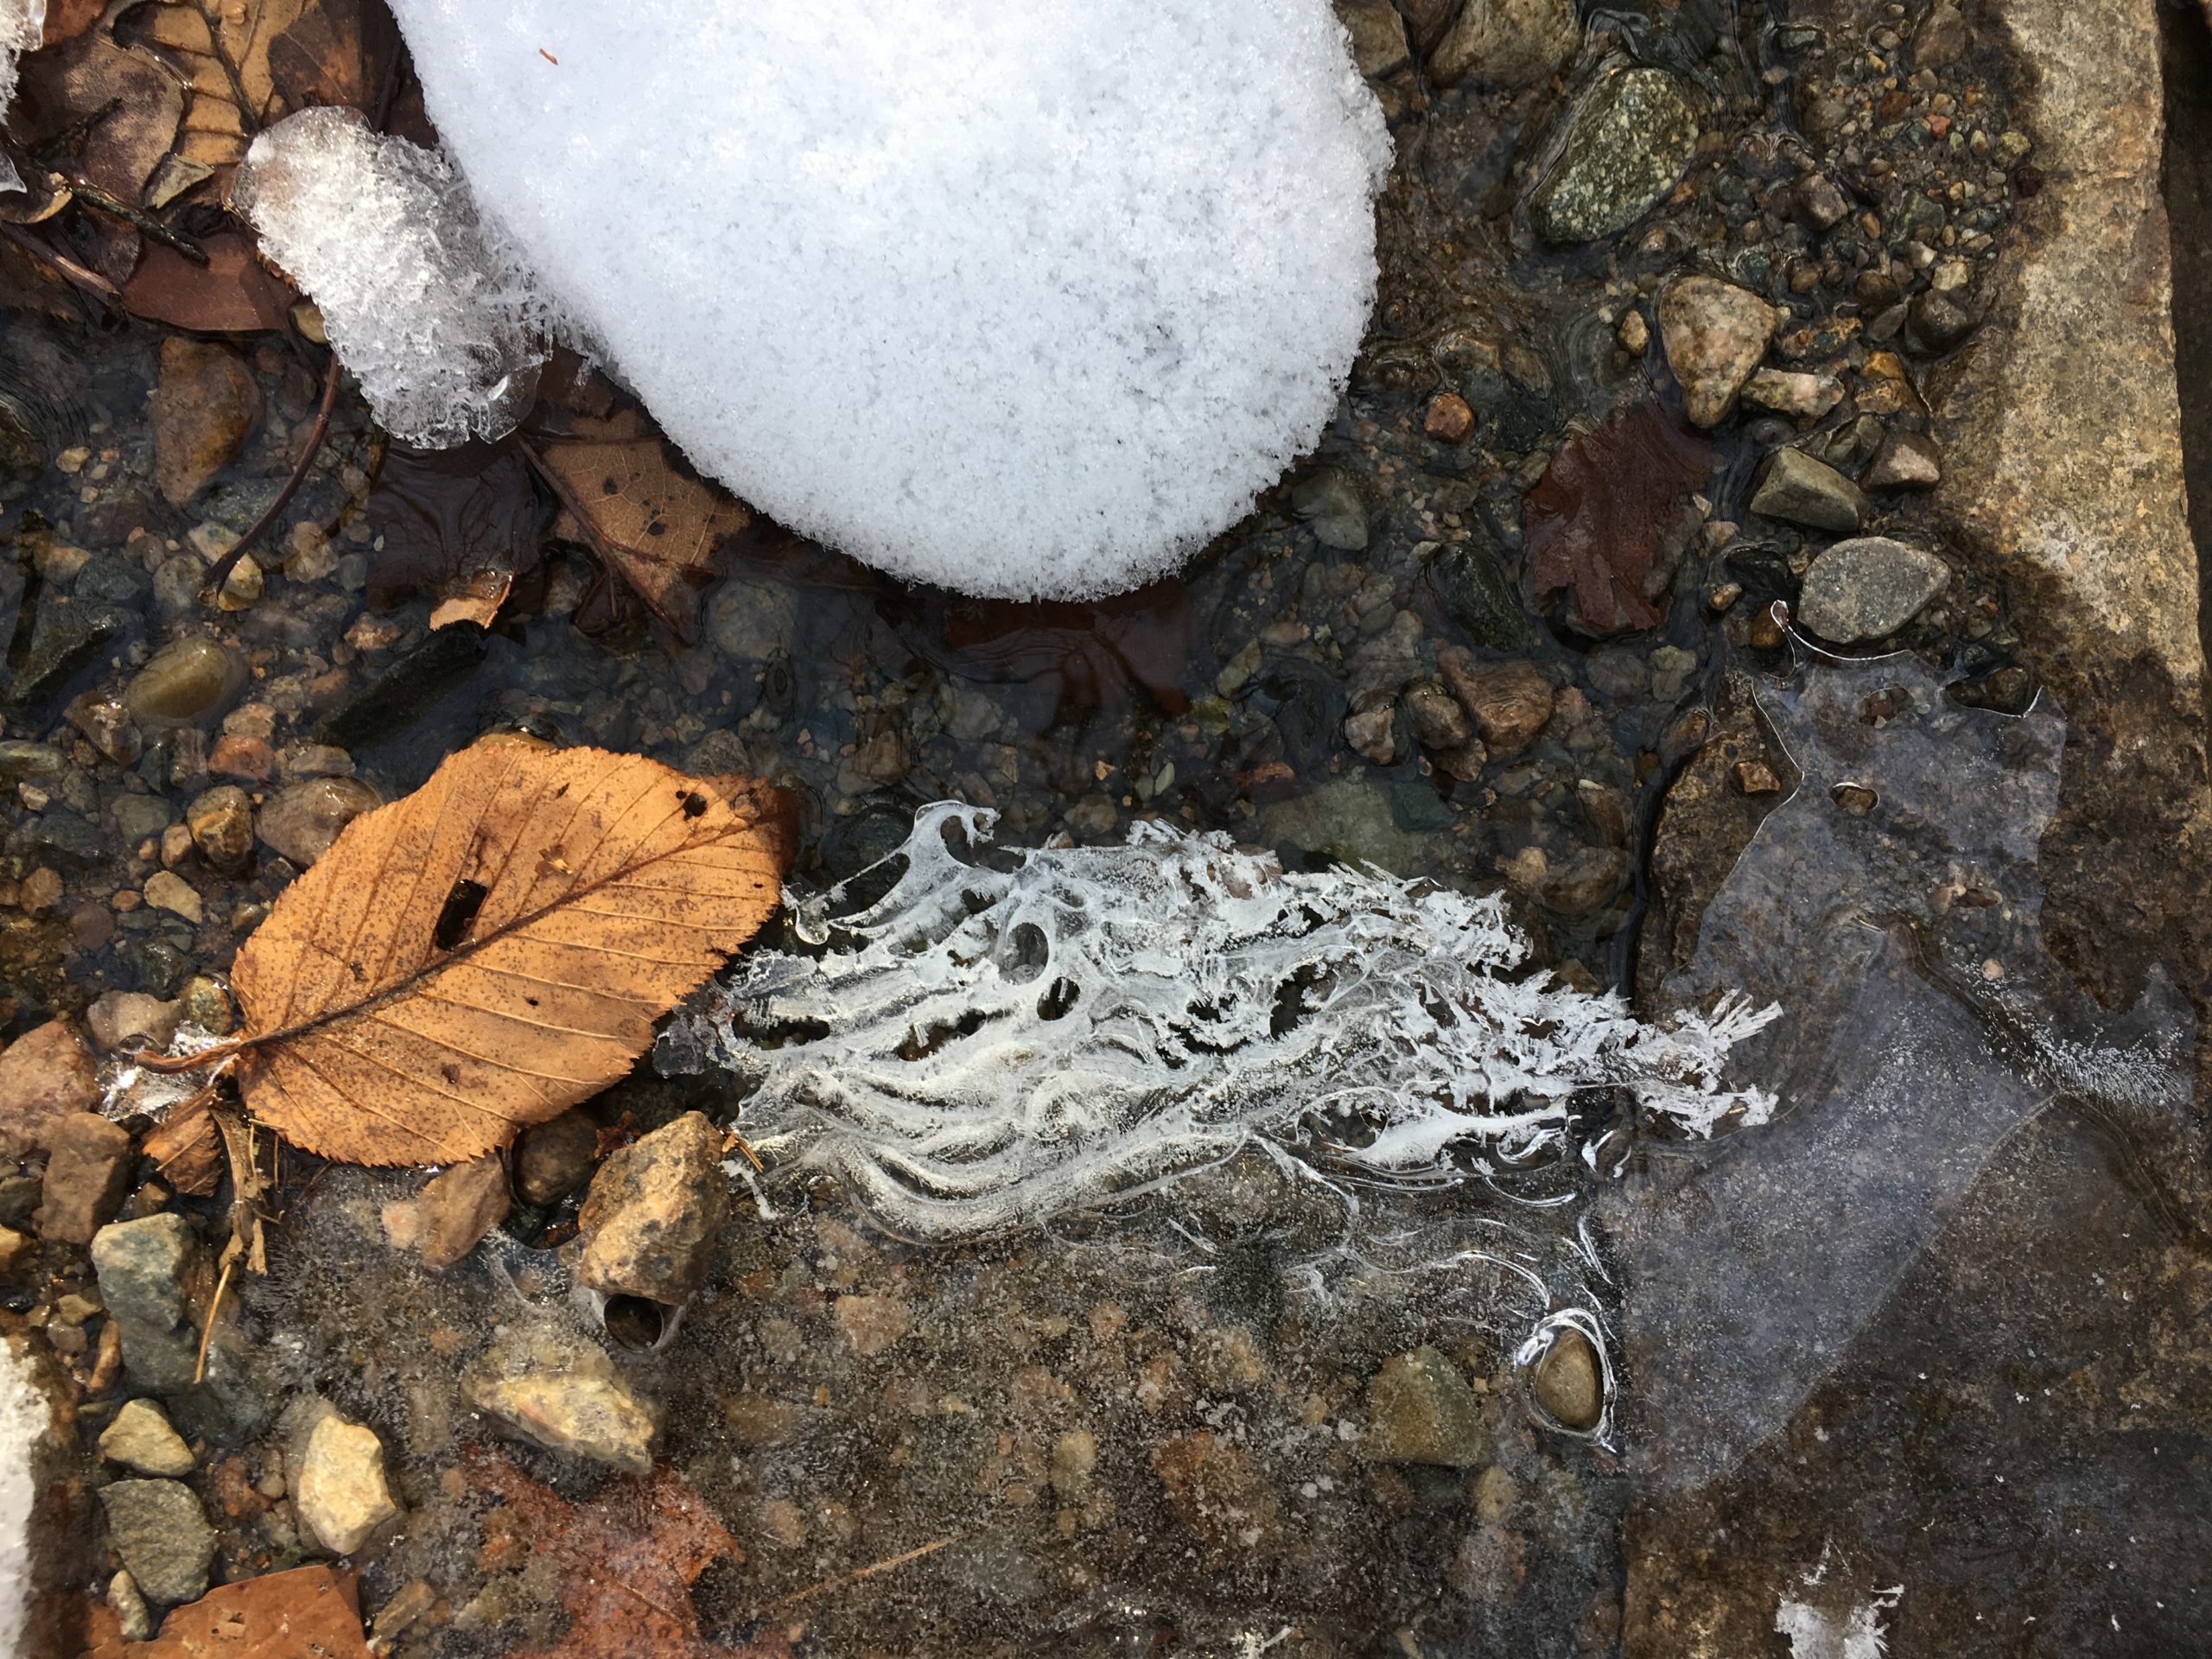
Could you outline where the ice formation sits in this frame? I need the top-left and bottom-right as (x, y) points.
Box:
(663, 804), (1777, 1237)
(0, 1338), (47, 1657)
(233, 108), (548, 446)
(0, 0), (38, 194)
(380, 0), (1391, 598)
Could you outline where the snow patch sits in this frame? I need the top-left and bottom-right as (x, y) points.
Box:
(0, 1338), (49, 1659)
(381, 0), (1390, 597)
(663, 803), (1777, 1236)
(0, 0), (41, 192)
(234, 107), (549, 445)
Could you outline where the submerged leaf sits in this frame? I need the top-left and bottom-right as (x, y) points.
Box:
(86, 1564), (372, 1657)
(365, 439), (542, 624)
(1523, 402), (1711, 632)
(223, 738), (796, 1166)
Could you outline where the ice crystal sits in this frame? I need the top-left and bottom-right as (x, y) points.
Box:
(664, 804), (1777, 1237)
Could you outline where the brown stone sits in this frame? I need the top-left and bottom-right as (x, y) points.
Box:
(1424, 392), (1475, 442)
(149, 340), (263, 508)
(207, 734), (276, 783)
(513, 1109), (599, 1206)
(564, 1111), (729, 1304)
(1437, 652), (1555, 758)
(1151, 1431), (1282, 1555)
(1659, 276), (1780, 428)
(1532, 1327), (1605, 1430)
(34, 1113), (135, 1245)
(1430, 0), (1579, 90)
(380, 1157), (510, 1269)
(256, 777), (381, 868)
(0, 1020), (99, 1158)
(186, 785), (255, 874)
(833, 1294), (913, 1358)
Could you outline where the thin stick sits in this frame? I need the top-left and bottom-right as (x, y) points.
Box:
(193, 1252), (234, 1385)
(0, 221), (120, 302)
(760, 1529), (971, 1613)
(46, 169), (207, 263)
(200, 351), (342, 604)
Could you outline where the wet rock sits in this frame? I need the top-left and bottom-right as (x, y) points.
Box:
(1151, 1431), (1282, 1555)
(708, 578), (801, 663)
(513, 1109), (598, 1206)
(1332, 0), (1409, 78)
(1527, 68), (1700, 245)
(123, 639), (247, 731)
(1740, 368), (1844, 423)
(380, 1156), (510, 1269)
(177, 976), (233, 1036)
(1342, 705), (1398, 765)
(149, 340), (264, 507)
(0, 1020), (99, 1158)
(108, 1571), (154, 1643)
(64, 693), (143, 766)
(1540, 847), (1630, 918)
(468, 1329), (657, 1472)
(1658, 276), (1777, 428)
(257, 776), (380, 867)
(86, 990), (181, 1054)
(112, 795), (175, 849)
(1794, 173), (1850, 231)
(1796, 537), (1950, 644)
(1532, 1328), (1604, 1430)
(1424, 391), (1474, 442)
(141, 871), (203, 925)
(1346, 609), (1424, 709)
(1291, 468), (1368, 551)
(1404, 679), (1473, 752)
(1911, 0), (1971, 67)
(33, 1114), (134, 1245)
(296, 1414), (402, 1555)
(1437, 652), (1554, 758)
(99, 1398), (195, 1477)
(565, 1110), (729, 1304)
(833, 1293), (914, 1357)
(185, 785), (255, 874)
(1363, 1345), (1490, 1465)
(207, 733), (275, 782)
(1858, 430), (1939, 492)
(1430, 0), (1578, 90)
(0, 1225), (29, 1273)
(1434, 543), (1527, 652)
(1907, 287), (1977, 353)
(1749, 448), (1868, 532)
(99, 1479), (218, 1605)
(0, 741), (66, 782)
(91, 1213), (263, 1431)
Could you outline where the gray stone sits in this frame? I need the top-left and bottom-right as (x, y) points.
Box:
(468, 1328), (658, 1472)
(1332, 0), (1409, 79)
(99, 1398), (195, 1477)
(1429, 0), (1579, 91)
(256, 776), (380, 867)
(1363, 1345), (1490, 1465)
(122, 639), (245, 731)
(1291, 469), (1369, 551)
(91, 1214), (265, 1433)
(1749, 447), (1869, 531)
(1531, 1327), (1605, 1431)
(110, 793), (175, 848)
(1659, 276), (1778, 428)
(99, 1479), (217, 1605)
(1527, 68), (1700, 245)
(1796, 537), (1950, 643)
(86, 991), (181, 1054)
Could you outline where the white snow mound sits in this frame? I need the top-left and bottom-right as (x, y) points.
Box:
(384, 0), (1392, 598)
(0, 1338), (48, 1658)
(235, 108), (549, 446)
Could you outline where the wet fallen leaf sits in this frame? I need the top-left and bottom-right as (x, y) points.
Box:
(40, 0), (110, 46)
(464, 1445), (788, 1659)
(143, 1090), (222, 1197)
(532, 410), (749, 643)
(123, 230), (296, 332)
(365, 440), (542, 626)
(85, 1563), (372, 1658)
(117, 0), (308, 185)
(210, 738), (795, 1166)
(266, 0), (400, 115)
(1522, 402), (1712, 633)
(13, 32), (182, 206)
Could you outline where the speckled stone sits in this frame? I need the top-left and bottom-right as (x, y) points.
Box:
(1528, 68), (1701, 244)
(1796, 537), (1950, 643)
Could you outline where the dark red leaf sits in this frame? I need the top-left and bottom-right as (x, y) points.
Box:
(1522, 403), (1712, 633)
(123, 232), (295, 333)
(366, 441), (544, 623)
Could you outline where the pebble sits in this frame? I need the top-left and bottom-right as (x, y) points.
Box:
(109, 1571), (155, 1643)
(1528, 68), (1700, 245)
(91, 1213), (262, 1432)
(185, 785), (255, 874)
(1332, 0), (1409, 79)
(33, 1113), (135, 1245)
(1343, 706), (1397, 765)
(0, 1020), (99, 1158)
(99, 1478), (219, 1605)
(1796, 536), (1951, 643)
(296, 1413), (402, 1554)
(1658, 276), (1778, 427)
(1739, 368), (1844, 423)
(1907, 287), (1977, 352)
(834, 1293), (915, 1357)
(468, 1331), (658, 1472)
(1151, 1431), (1281, 1555)
(1429, 0), (1579, 91)
(86, 991), (182, 1054)
(1436, 652), (1555, 758)
(1863, 430), (1942, 491)
(1363, 1345), (1491, 1465)
(1531, 1328), (1605, 1430)
(256, 776), (380, 867)
(1911, 0), (1971, 67)
(380, 1156), (511, 1270)
(141, 870), (204, 924)
(99, 1397), (196, 1477)
(0, 1226), (29, 1273)
(207, 734), (276, 782)
(1735, 760), (1782, 795)
(513, 1109), (599, 1206)
(1424, 392), (1474, 443)
(564, 1111), (729, 1304)
(1748, 447), (1869, 532)
(123, 638), (246, 731)
(64, 692), (143, 766)
(1291, 469), (1369, 552)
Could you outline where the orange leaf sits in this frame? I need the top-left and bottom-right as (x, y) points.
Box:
(86, 1564), (372, 1658)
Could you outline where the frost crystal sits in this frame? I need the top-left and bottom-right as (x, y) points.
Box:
(0, 1338), (48, 1657)
(0, 0), (39, 194)
(233, 108), (549, 447)
(665, 804), (1777, 1237)
(383, 0), (1391, 598)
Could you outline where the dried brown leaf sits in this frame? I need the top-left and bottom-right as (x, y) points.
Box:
(143, 1090), (221, 1197)
(221, 739), (796, 1166)
(123, 230), (296, 332)
(13, 33), (182, 204)
(537, 410), (749, 642)
(266, 0), (400, 115)
(86, 1563), (372, 1658)
(40, 0), (109, 46)
(118, 0), (308, 183)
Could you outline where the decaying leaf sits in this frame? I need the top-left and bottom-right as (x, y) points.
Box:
(117, 0), (308, 184)
(86, 1563), (372, 1658)
(124, 230), (295, 332)
(143, 1090), (221, 1197)
(1522, 402), (1712, 633)
(464, 1445), (779, 1659)
(365, 439), (542, 626)
(534, 410), (749, 642)
(266, 0), (400, 115)
(12, 32), (183, 205)
(215, 738), (794, 1166)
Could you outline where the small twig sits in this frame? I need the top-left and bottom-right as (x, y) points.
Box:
(201, 351), (342, 604)
(47, 169), (207, 263)
(0, 221), (120, 302)
(193, 1251), (234, 1384)
(761, 1529), (971, 1613)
